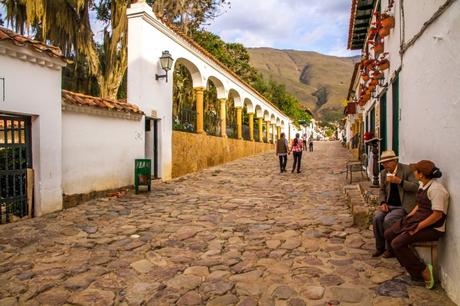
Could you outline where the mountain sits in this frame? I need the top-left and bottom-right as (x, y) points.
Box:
(247, 48), (358, 121)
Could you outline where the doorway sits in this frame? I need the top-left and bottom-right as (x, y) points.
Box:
(392, 75), (400, 155)
(0, 114), (32, 224)
(145, 117), (159, 179)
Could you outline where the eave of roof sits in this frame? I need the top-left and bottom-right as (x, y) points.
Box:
(347, 63), (361, 100)
(0, 26), (69, 64)
(347, 0), (376, 50)
(62, 90), (144, 115)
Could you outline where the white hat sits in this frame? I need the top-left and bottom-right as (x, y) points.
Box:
(379, 150), (399, 163)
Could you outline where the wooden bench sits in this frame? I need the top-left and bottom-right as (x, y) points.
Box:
(412, 241), (439, 280)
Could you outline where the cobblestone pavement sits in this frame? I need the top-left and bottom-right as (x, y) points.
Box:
(0, 142), (456, 306)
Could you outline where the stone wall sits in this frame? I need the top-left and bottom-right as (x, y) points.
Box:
(172, 131), (274, 178)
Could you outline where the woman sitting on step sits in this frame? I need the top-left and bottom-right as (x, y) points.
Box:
(384, 160), (449, 289)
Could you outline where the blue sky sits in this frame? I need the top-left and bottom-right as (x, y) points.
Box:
(1, 0), (360, 57)
(206, 0), (361, 57)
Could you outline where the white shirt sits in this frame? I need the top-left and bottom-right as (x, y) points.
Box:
(420, 180), (449, 232)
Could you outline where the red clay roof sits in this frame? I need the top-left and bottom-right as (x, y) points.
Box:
(62, 90), (143, 115)
(0, 26), (68, 63)
(347, 0), (359, 49)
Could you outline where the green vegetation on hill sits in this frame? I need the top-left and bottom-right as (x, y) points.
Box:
(192, 31), (311, 124)
(247, 48), (357, 122)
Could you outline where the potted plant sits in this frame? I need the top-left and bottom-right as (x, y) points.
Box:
(379, 59), (390, 70)
(381, 14), (395, 28)
(379, 26), (390, 38)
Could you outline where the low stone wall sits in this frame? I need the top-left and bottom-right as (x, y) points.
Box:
(172, 131), (274, 178)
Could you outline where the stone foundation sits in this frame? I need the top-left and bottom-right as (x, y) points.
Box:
(172, 131), (274, 178)
(63, 185), (132, 209)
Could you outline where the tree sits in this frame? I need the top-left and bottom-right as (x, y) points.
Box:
(1, 0), (126, 98)
(153, 0), (229, 36)
(1, 0), (228, 98)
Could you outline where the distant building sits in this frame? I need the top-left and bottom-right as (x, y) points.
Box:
(345, 0), (460, 303)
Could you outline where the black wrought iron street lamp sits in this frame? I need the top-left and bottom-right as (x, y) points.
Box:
(155, 51), (174, 82)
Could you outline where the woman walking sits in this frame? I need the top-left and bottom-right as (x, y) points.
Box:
(276, 133), (289, 173)
(289, 133), (304, 173)
(384, 160), (449, 289)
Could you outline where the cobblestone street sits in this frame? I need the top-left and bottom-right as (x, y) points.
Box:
(0, 142), (455, 305)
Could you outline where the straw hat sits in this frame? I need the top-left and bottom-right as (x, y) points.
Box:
(379, 150), (399, 163)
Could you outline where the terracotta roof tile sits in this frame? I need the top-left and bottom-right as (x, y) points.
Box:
(0, 26), (69, 63)
(62, 90), (143, 115)
(347, 0), (359, 49)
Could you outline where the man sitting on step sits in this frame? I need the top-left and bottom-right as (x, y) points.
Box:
(372, 150), (419, 258)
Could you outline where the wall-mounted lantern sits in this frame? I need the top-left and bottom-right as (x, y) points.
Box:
(155, 51), (174, 82)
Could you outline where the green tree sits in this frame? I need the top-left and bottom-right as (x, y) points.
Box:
(1, 0), (229, 98)
(154, 0), (229, 36)
(1, 0), (127, 98)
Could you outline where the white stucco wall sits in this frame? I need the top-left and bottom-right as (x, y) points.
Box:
(396, 1), (460, 302)
(0, 43), (64, 216)
(127, 2), (291, 179)
(62, 112), (144, 195)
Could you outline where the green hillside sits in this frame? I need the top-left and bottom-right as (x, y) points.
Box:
(248, 48), (357, 121)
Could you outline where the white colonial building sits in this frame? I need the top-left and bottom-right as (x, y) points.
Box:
(346, 0), (460, 302)
(1, 0), (304, 221)
(0, 27), (67, 219)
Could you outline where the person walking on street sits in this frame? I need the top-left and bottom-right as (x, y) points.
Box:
(276, 133), (289, 173)
(289, 133), (304, 173)
(308, 135), (314, 152)
(372, 150), (419, 258)
(302, 133), (307, 151)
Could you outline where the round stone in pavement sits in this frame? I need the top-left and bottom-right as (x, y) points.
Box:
(288, 297), (307, 306)
(177, 291), (203, 306)
(319, 274), (345, 286)
(330, 287), (365, 303)
(301, 286), (325, 300)
(35, 287), (71, 305)
(272, 286), (297, 300)
(207, 294), (239, 306)
(376, 280), (409, 298)
(237, 297), (258, 306)
(0, 297), (18, 306)
(68, 288), (115, 305)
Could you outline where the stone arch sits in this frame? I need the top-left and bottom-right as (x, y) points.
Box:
(276, 118), (281, 126)
(263, 110), (270, 121)
(243, 98), (254, 113)
(226, 89), (241, 138)
(174, 58), (204, 88)
(204, 79), (220, 136)
(270, 114), (276, 124)
(255, 105), (264, 118)
(228, 89), (243, 107)
(207, 76), (226, 99)
(172, 58), (201, 132)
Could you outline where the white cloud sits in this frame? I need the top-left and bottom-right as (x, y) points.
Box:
(206, 0), (357, 56)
